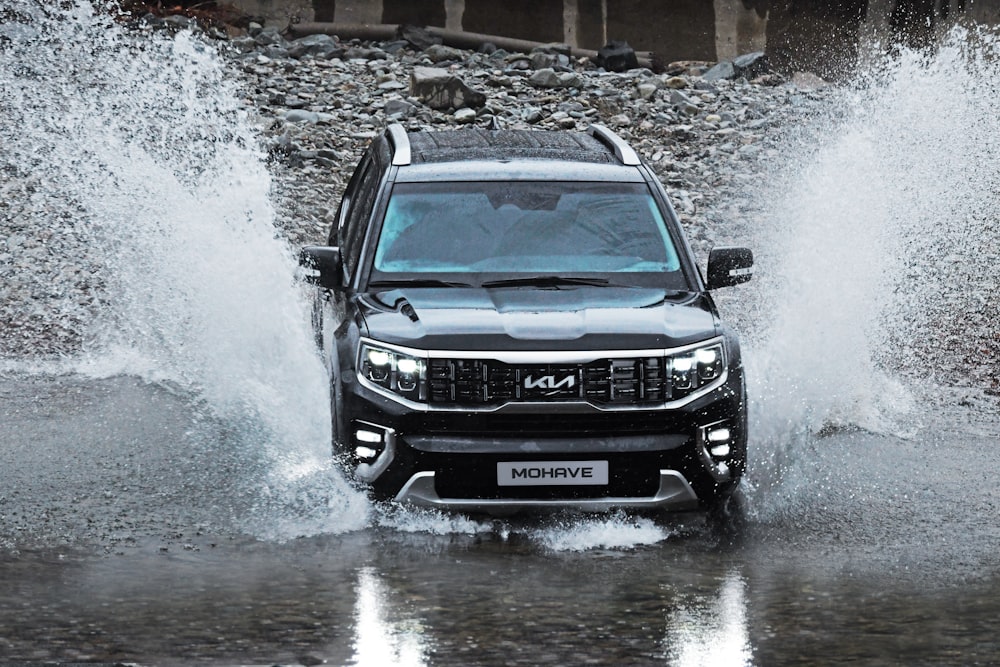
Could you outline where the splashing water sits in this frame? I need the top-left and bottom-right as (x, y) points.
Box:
(742, 27), (1000, 509)
(0, 1), (368, 537)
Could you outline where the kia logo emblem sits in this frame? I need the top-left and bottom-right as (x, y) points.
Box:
(523, 374), (576, 390)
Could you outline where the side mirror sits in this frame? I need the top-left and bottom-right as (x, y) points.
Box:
(707, 246), (753, 289)
(299, 246), (343, 289)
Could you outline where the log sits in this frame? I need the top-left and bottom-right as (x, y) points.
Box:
(288, 22), (656, 69)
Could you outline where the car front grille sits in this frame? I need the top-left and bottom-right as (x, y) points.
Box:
(428, 357), (668, 407)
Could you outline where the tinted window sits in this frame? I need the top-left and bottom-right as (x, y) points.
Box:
(372, 182), (683, 284)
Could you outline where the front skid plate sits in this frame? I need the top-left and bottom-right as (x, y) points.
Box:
(393, 469), (700, 515)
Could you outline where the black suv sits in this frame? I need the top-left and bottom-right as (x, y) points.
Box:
(300, 124), (753, 515)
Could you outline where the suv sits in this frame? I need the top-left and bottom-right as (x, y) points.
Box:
(300, 124), (753, 515)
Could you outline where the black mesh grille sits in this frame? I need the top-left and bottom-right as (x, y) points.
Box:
(428, 357), (669, 407)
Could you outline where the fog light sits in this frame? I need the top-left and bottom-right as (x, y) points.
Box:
(356, 429), (383, 444)
(355, 446), (378, 461)
(709, 443), (731, 458)
(707, 427), (731, 443)
(352, 423), (390, 464)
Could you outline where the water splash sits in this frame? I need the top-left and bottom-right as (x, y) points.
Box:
(0, 1), (368, 536)
(742, 27), (1000, 510)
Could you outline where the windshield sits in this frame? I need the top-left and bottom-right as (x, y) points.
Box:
(370, 181), (688, 289)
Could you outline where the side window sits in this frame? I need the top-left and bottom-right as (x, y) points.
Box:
(333, 155), (368, 248)
(342, 157), (382, 278)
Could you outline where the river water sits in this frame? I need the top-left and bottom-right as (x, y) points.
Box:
(1, 2), (999, 664)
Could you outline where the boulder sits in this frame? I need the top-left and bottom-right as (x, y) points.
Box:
(595, 41), (639, 72)
(410, 66), (486, 110)
(397, 24), (442, 51)
(733, 51), (770, 79)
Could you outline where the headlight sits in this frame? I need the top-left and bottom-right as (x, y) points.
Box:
(667, 342), (725, 399)
(359, 342), (427, 401)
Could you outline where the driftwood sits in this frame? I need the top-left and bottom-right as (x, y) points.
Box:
(288, 22), (656, 70)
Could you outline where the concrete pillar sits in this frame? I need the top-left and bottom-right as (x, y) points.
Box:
(335, 0), (383, 24)
(563, 0), (579, 47)
(445, 0), (464, 31)
(714, 0), (767, 61)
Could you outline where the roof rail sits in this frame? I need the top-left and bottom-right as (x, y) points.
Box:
(387, 124), (411, 166)
(587, 124), (641, 166)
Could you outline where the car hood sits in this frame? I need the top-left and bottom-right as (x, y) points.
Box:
(357, 286), (720, 351)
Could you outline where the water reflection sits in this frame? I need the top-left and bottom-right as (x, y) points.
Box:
(662, 570), (751, 667)
(352, 566), (432, 667)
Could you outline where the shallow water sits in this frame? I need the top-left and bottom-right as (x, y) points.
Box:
(2, 374), (999, 664)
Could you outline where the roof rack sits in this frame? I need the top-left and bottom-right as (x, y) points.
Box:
(587, 124), (641, 166)
(387, 124), (411, 166)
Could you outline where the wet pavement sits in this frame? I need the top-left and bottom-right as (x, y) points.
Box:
(1, 374), (999, 665)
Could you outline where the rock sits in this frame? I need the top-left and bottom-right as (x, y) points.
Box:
(664, 76), (688, 89)
(453, 108), (477, 123)
(595, 40), (639, 73)
(733, 51), (770, 79)
(288, 34), (343, 60)
(384, 98), (417, 117)
(637, 82), (658, 100)
(410, 66), (486, 110)
(253, 27), (286, 48)
(528, 68), (582, 89)
(702, 61), (736, 82)
(424, 44), (464, 63)
(284, 110), (320, 123)
(397, 24), (442, 51)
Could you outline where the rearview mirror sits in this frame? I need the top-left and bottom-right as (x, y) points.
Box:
(299, 246), (343, 289)
(707, 246), (753, 289)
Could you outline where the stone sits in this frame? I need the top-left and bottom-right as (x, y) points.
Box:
(384, 98), (416, 117)
(702, 61), (736, 82)
(528, 68), (581, 89)
(410, 66), (486, 110)
(453, 108), (477, 123)
(284, 110), (320, 123)
(397, 24), (442, 51)
(733, 51), (769, 79)
(424, 44), (464, 63)
(288, 34), (342, 60)
(637, 83), (658, 100)
(595, 40), (639, 73)
(664, 76), (688, 89)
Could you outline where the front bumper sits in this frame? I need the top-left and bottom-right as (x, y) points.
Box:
(339, 364), (746, 513)
(394, 469), (699, 514)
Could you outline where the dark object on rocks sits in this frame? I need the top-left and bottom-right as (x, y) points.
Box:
(703, 52), (771, 82)
(595, 40), (639, 72)
(410, 66), (486, 110)
(702, 60), (736, 82)
(733, 51), (770, 79)
(397, 24), (442, 51)
(288, 33), (343, 59)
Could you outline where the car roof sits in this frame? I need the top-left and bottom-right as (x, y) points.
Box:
(406, 128), (617, 164)
(387, 125), (645, 182)
(393, 160), (646, 183)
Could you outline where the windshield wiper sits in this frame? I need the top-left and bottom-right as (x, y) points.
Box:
(481, 275), (612, 289)
(368, 278), (473, 289)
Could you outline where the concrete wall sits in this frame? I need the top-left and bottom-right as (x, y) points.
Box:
(241, 0), (1000, 74)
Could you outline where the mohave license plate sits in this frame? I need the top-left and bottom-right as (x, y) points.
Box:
(497, 461), (609, 486)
